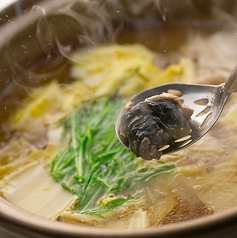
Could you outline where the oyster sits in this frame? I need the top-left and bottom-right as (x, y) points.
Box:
(119, 93), (193, 160)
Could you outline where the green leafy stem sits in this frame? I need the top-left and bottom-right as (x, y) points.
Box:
(50, 98), (175, 218)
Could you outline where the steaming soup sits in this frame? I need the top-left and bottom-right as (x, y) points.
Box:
(1, 6), (237, 229)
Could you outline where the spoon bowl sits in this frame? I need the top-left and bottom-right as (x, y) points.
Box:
(116, 66), (237, 156)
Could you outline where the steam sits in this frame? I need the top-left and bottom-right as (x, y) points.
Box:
(35, 1), (117, 63)
(2, 0), (237, 115)
(33, 0), (237, 67)
(34, 0), (174, 64)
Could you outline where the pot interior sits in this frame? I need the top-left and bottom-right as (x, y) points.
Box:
(1, 1), (237, 237)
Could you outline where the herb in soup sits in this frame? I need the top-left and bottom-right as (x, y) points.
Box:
(51, 98), (175, 217)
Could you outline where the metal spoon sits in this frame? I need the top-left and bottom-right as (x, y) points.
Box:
(116, 66), (237, 156)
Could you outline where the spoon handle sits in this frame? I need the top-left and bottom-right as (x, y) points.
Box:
(224, 66), (237, 94)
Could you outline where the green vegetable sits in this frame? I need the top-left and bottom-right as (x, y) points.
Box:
(51, 98), (175, 218)
(83, 196), (137, 218)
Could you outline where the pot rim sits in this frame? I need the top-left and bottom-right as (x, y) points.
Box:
(1, 195), (237, 237)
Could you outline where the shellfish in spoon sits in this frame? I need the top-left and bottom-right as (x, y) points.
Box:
(116, 66), (237, 160)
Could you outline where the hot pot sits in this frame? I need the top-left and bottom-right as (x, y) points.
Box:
(1, 0), (237, 237)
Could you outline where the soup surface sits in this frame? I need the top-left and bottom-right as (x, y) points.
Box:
(1, 12), (237, 229)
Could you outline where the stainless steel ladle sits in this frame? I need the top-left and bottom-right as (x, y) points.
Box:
(116, 66), (237, 156)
